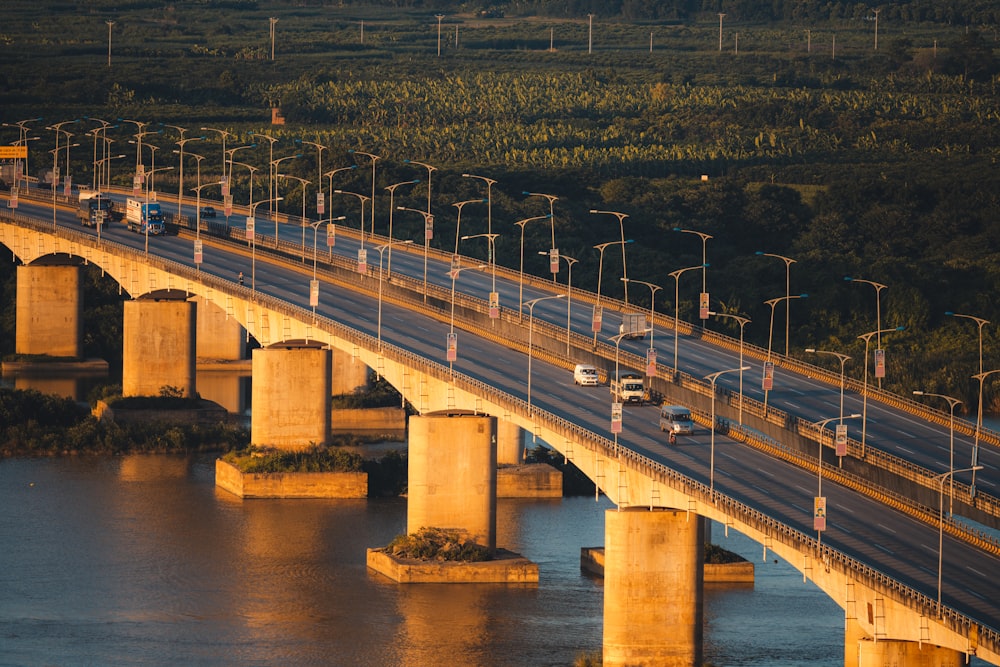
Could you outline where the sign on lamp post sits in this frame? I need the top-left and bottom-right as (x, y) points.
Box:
(592, 305), (603, 333)
(813, 497), (827, 531)
(446, 332), (457, 362)
(357, 248), (367, 274)
(245, 216), (255, 241)
(646, 348), (657, 377)
(611, 402), (623, 434)
(326, 223), (336, 247)
(874, 348), (886, 378)
(762, 361), (774, 390)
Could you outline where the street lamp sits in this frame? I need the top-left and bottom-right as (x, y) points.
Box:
(348, 149), (379, 233)
(323, 164), (358, 223)
(142, 165), (173, 255)
(704, 366), (751, 496)
(913, 390), (963, 516)
(546, 252), (579, 355)
(845, 276), (888, 385)
(453, 199), (486, 256)
(247, 196), (283, 294)
(813, 413), (862, 548)
(334, 189), (370, 248)
(462, 172), (497, 260)
(277, 173), (311, 262)
(858, 326), (905, 459)
(308, 216), (346, 316)
(404, 158), (435, 216)
(668, 264), (709, 374)
(172, 131), (204, 219)
(526, 191), (559, 278)
(191, 180), (222, 270)
(384, 179), (420, 273)
(250, 132), (278, 217)
(514, 213), (551, 321)
(93, 153), (125, 242)
(526, 295), (566, 420)
(805, 348), (852, 440)
(622, 278), (661, 352)
(763, 294), (808, 412)
(398, 206), (436, 302)
(223, 143), (255, 217)
(269, 154), (300, 245)
(946, 311), (990, 495)
(447, 263), (486, 376)
(200, 126), (234, 191)
(593, 210), (630, 301)
(375, 239), (414, 351)
(934, 465), (983, 618)
(709, 312), (751, 424)
(594, 239), (635, 346)
(758, 252), (796, 355)
(297, 139), (328, 209)
(462, 233), (500, 313)
(970, 369), (1000, 496)
(230, 160), (258, 215)
(676, 227), (713, 316)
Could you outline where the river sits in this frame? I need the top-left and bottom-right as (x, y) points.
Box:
(0, 452), (875, 667)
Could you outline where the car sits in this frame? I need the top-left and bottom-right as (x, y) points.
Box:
(199, 206), (217, 218)
(573, 364), (599, 386)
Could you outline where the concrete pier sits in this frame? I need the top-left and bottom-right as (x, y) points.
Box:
(250, 345), (331, 451)
(194, 296), (245, 361)
(603, 508), (704, 667)
(331, 347), (370, 395)
(122, 299), (196, 397)
(856, 638), (963, 666)
(15, 264), (82, 358)
(496, 419), (523, 465)
(407, 413), (497, 550)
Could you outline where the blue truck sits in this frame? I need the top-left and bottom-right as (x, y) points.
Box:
(126, 198), (165, 235)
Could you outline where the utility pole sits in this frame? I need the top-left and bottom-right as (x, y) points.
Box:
(269, 17), (278, 60)
(718, 14), (726, 52)
(436, 14), (444, 57)
(588, 14), (594, 54)
(872, 8), (881, 51)
(106, 20), (115, 67)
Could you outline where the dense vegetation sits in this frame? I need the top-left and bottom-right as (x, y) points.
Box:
(3, 2), (1000, 414)
(387, 526), (492, 561)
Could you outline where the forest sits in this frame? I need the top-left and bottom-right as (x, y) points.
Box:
(2, 1), (1000, 414)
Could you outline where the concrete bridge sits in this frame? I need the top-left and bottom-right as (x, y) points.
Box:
(3, 205), (999, 666)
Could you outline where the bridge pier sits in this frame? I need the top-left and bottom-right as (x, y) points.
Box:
(15, 264), (82, 358)
(193, 296), (246, 361)
(603, 508), (704, 667)
(496, 419), (523, 465)
(407, 413), (497, 550)
(251, 345), (331, 451)
(331, 347), (370, 395)
(122, 299), (196, 397)
(855, 637), (963, 666)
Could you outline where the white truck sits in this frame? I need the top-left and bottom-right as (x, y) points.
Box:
(611, 372), (645, 404)
(619, 313), (647, 340)
(126, 198), (165, 235)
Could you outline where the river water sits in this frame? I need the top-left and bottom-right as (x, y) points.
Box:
(0, 453), (865, 667)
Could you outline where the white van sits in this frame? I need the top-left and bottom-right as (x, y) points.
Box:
(659, 405), (694, 435)
(573, 364), (599, 386)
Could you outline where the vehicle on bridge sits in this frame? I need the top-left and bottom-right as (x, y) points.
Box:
(199, 206), (216, 218)
(77, 193), (117, 228)
(611, 372), (645, 404)
(659, 404), (694, 436)
(619, 312), (647, 340)
(126, 199), (165, 235)
(573, 363), (599, 386)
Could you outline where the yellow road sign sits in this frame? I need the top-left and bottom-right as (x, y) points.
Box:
(0, 146), (28, 159)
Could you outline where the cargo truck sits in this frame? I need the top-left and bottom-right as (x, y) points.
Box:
(611, 372), (645, 404)
(126, 198), (165, 235)
(77, 194), (116, 228)
(618, 313), (647, 340)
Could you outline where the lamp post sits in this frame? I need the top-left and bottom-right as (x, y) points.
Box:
(2, 117), (41, 191)
(334, 189), (370, 248)
(514, 213), (551, 321)
(230, 160), (258, 216)
(47, 119), (78, 228)
(545, 252), (578, 355)
(461, 172), (496, 261)
(117, 118), (147, 174)
(845, 276), (888, 385)
(946, 311), (990, 495)
(453, 199), (486, 256)
(142, 165), (173, 256)
(676, 227), (713, 316)
(935, 465), (983, 618)
(277, 173), (311, 262)
(200, 126), (234, 193)
(669, 264), (708, 374)
(384, 179), (420, 274)
(250, 132), (278, 217)
(375, 239), (414, 351)
(609, 330), (649, 454)
(593, 239), (635, 346)
(593, 210), (631, 302)
(223, 143), (255, 218)
(813, 413), (862, 548)
(191, 181), (221, 270)
(93, 153), (125, 241)
(322, 165), (357, 225)
(247, 196), (283, 294)
(308, 216), (346, 317)
(708, 312), (750, 424)
(805, 348), (852, 433)
(297, 139), (328, 210)
(447, 263), (486, 376)
(526, 295), (566, 419)
(462, 232), (500, 307)
(525, 191), (559, 278)
(763, 294), (807, 412)
(858, 326), (905, 459)
(398, 206), (436, 302)
(913, 391), (963, 516)
(970, 369), (1000, 496)
(704, 366), (751, 495)
(172, 131), (203, 220)
(269, 154), (300, 245)
(404, 158), (435, 216)
(758, 252), (796, 355)
(622, 278), (662, 352)
(348, 149), (379, 234)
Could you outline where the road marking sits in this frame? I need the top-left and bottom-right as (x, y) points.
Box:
(918, 566), (936, 576)
(874, 543), (894, 555)
(897, 430), (915, 438)
(756, 468), (776, 478)
(966, 566), (987, 577)
(877, 523), (897, 535)
(794, 485), (810, 494)
(968, 590), (986, 601)
(830, 523), (851, 534)
(791, 504), (807, 513)
(751, 485), (770, 495)
(896, 446), (914, 455)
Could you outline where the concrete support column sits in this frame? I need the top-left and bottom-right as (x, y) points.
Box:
(194, 296), (245, 361)
(331, 347), (370, 395)
(603, 508), (704, 667)
(496, 419), (523, 465)
(407, 413), (497, 550)
(856, 638), (963, 666)
(122, 299), (196, 397)
(15, 264), (82, 358)
(251, 346), (331, 451)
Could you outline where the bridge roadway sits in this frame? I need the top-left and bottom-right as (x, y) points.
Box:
(5, 193), (1000, 662)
